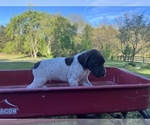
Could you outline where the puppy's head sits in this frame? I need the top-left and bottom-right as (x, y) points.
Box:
(78, 49), (106, 77)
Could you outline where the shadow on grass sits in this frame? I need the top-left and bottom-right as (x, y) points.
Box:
(0, 59), (10, 62)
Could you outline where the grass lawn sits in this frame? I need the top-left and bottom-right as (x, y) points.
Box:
(0, 53), (42, 70)
(105, 60), (150, 78)
(0, 54), (150, 78)
(0, 62), (34, 70)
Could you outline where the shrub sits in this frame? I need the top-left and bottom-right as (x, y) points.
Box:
(128, 62), (136, 67)
(141, 63), (150, 69)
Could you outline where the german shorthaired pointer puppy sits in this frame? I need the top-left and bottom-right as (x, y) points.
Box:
(27, 49), (105, 88)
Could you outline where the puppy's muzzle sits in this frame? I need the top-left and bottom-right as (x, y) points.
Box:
(98, 69), (106, 77)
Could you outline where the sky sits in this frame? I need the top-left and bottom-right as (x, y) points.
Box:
(0, 0), (150, 26)
(0, 0), (150, 6)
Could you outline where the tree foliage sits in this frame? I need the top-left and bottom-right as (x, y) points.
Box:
(5, 10), (47, 57)
(75, 24), (93, 53)
(51, 15), (77, 57)
(92, 24), (119, 59)
(4, 10), (77, 58)
(1, 10), (150, 61)
(0, 25), (8, 52)
(117, 13), (150, 61)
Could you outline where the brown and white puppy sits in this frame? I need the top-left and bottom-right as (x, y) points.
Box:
(27, 49), (105, 88)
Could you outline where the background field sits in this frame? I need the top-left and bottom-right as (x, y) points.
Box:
(0, 54), (150, 78)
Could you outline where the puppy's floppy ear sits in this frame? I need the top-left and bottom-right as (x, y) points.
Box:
(78, 52), (88, 69)
(78, 49), (103, 69)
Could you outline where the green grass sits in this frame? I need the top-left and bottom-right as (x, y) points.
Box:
(105, 60), (150, 78)
(0, 62), (34, 70)
(0, 54), (150, 78)
(127, 68), (150, 78)
(105, 60), (127, 68)
(0, 53), (43, 70)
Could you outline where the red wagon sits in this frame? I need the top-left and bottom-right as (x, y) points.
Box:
(0, 67), (150, 118)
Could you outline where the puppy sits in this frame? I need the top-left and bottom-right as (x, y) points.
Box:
(27, 49), (105, 88)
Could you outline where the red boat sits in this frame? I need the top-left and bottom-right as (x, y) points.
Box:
(0, 67), (150, 118)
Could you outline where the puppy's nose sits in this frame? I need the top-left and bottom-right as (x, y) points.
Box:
(101, 73), (105, 76)
(101, 70), (106, 76)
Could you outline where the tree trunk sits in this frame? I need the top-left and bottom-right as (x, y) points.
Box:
(33, 49), (37, 58)
(31, 37), (37, 58)
(47, 39), (51, 55)
(33, 38), (38, 58)
(131, 51), (136, 62)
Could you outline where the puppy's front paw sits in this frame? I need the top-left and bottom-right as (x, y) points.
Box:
(68, 80), (79, 87)
(42, 85), (47, 88)
(27, 84), (46, 89)
(27, 84), (35, 89)
(83, 82), (93, 86)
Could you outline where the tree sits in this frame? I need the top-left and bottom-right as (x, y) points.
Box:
(69, 15), (91, 53)
(5, 10), (47, 58)
(40, 14), (56, 56)
(117, 13), (150, 62)
(68, 14), (86, 34)
(4, 10), (78, 58)
(0, 25), (8, 52)
(51, 15), (77, 57)
(92, 24), (119, 59)
(78, 24), (93, 52)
